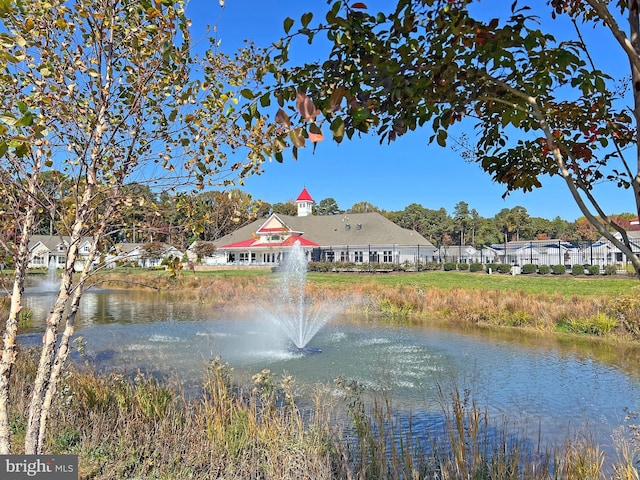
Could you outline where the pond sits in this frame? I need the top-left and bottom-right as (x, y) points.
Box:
(20, 287), (640, 460)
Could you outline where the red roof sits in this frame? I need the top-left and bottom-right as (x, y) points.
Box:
(220, 236), (320, 249)
(296, 187), (314, 202)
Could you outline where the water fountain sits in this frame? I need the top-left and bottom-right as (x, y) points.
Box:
(32, 256), (60, 293)
(262, 241), (344, 354)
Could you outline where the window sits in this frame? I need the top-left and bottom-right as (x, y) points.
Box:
(383, 251), (393, 262)
(340, 251), (349, 262)
(354, 251), (363, 263)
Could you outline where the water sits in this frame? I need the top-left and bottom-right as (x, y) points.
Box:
(19, 288), (640, 457)
(262, 242), (345, 349)
(34, 256), (60, 293)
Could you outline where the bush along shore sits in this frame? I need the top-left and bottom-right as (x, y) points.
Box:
(5, 270), (640, 478)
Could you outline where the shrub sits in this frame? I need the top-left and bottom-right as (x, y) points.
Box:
(496, 263), (512, 274)
(457, 263), (469, 271)
(552, 264), (566, 275)
(469, 263), (483, 272)
(521, 264), (537, 274)
(604, 265), (618, 275)
(560, 313), (618, 336)
(486, 263), (498, 273)
(425, 262), (442, 271)
(588, 265), (601, 275)
(538, 265), (551, 275)
(571, 264), (585, 276)
(443, 262), (457, 271)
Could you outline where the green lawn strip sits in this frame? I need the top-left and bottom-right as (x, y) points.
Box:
(306, 270), (639, 297)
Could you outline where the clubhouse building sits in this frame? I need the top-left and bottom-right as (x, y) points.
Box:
(207, 188), (437, 266)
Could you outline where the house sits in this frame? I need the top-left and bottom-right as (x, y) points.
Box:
(433, 244), (501, 264)
(27, 235), (94, 271)
(489, 239), (583, 266)
(105, 242), (184, 268)
(598, 230), (640, 269)
(209, 188), (437, 266)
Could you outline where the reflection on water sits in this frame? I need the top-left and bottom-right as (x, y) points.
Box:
(20, 289), (640, 455)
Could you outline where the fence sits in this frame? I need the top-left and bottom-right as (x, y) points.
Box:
(311, 239), (640, 272)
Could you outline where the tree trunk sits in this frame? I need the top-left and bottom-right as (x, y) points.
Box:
(34, 202), (114, 452)
(0, 213), (34, 454)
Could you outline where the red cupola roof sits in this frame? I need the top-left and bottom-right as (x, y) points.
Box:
(296, 187), (314, 202)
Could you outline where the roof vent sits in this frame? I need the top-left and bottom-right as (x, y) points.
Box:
(345, 224), (351, 231)
(357, 224), (362, 230)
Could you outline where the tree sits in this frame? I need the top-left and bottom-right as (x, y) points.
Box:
(348, 201), (380, 213)
(453, 201), (471, 246)
(190, 241), (218, 261)
(0, 0), (271, 454)
(468, 208), (481, 245)
(272, 201), (298, 216)
(575, 217), (600, 241)
(390, 202), (430, 234)
(315, 197), (342, 215)
(180, 189), (261, 241)
(247, 0), (640, 274)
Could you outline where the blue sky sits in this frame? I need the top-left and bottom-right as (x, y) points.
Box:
(185, 1), (631, 222)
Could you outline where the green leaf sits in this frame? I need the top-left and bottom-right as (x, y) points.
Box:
(16, 112), (33, 127)
(436, 129), (447, 147)
(330, 117), (344, 143)
(0, 113), (17, 125)
(301, 12), (313, 28)
(15, 142), (28, 157)
(284, 17), (294, 34)
(240, 88), (254, 100)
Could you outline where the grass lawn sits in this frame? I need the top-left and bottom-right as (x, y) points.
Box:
(306, 270), (640, 297)
(27, 266), (638, 298)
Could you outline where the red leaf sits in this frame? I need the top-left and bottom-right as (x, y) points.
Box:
(352, 2), (367, 9)
(275, 108), (291, 128)
(296, 91), (320, 121)
(309, 123), (324, 143)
